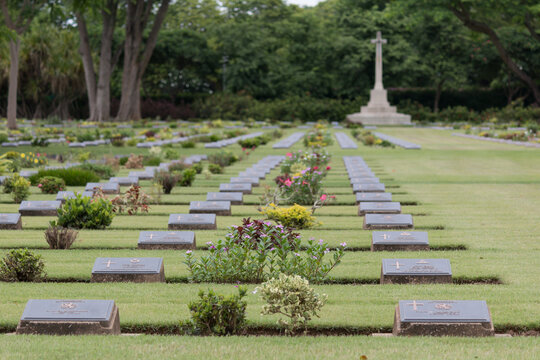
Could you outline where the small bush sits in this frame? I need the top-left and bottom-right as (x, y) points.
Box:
(38, 176), (66, 194)
(111, 135), (125, 147)
(180, 168), (196, 186)
(208, 163), (223, 174)
(109, 185), (151, 215)
(44, 226), (78, 249)
(119, 157), (129, 166)
(29, 168), (99, 186)
(125, 154), (144, 169)
(256, 274), (327, 335)
(168, 162), (189, 172)
(143, 156), (162, 166)
(164, 148), (179, 160)
(185, 288), (247, 335)
(76, 163), (116, 179)
(208, 152), (238, 167)
(261, 204), (318, 229)
(0, 248), (46, 282)
(181, 140), (196, 148)
(53, 194), (115, 229)
(155, 171), (180, 194)
(11, 176), (31, 203)
(192, 163), (203, 174)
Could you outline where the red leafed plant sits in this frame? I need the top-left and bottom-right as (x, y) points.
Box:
(232, 217), (300, 250)
(109, 185), (151, 215)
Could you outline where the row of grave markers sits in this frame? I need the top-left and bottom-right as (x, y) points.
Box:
(344, 155), (494, 336)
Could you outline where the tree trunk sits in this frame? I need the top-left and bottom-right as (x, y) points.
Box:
(75, 12), (97, 121)
(95, 0), (118, 122)
(116, 0), (170, 121)
(7, 39), (20, 130)
(451, 3), (540, 106)
(434, 79), (444, 113)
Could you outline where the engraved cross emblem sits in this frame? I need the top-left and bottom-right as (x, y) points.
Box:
(61, 302), (76, 309)
(389, 260), (402, 270)
(102, 259), (116, 268)
(407, 300), (424, 311)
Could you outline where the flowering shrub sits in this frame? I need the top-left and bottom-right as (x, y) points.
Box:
(303, 124), (333, 148)
(256, 273), (327, 334)
(107, 185), (151, 215)
(125, 154), (144, 169)
(185, 220), (346, 284)
(260, 204), (318, 229)
(38, 176), (66, 194)
(5, 151), (48, 168)
(280, 149), (331, 174)
(230, 218), (299, 249)
(275, 167), (326, 205)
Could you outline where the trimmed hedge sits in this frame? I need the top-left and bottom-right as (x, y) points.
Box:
(29, 168), (100, 186)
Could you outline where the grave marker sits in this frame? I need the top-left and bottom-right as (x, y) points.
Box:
(393, 300), (494, 336)
(91, 257), (165, 283)
(0, 213), (22, 229)
(168, 214), (217, 230)
(16, 299), (120, 335)
(219, 183), (252, 194)
(358, 202), (401, 216)
(364, 214), (413, 230)
(356, 193), (392, 204)
(19, 201), (61, 216)
(138, 231), (195, 250)
(371, 231), (429, 251)
(206, 192), (243, 205)
(353, 183), (385, 193)
(380, 259), (452, 284)
(189, 201), (232, 216)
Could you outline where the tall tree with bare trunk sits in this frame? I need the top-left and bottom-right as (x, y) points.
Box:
(74, 0), (120, 122)
(116, 0), (170, 121)
(0, 0), (45, 129)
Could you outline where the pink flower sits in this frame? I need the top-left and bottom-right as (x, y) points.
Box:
(313, 166), (318, 170)
(326, 166), (331, 170)
(302, 181), (308, 185)
(286, 152), (293, 157)
(320, 194), (327, 201)
(186, 250), (192, 254)
(340, 242), (347, 247)
(38, 184), (42, 188)
(284, 179), (292, 187)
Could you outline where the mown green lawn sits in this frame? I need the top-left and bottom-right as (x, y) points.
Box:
(1, 127), (540, 359)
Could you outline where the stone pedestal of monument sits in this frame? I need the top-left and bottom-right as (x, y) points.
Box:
(347, 32), (411, 126)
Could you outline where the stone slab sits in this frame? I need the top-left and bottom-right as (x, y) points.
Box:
(393, 300), (494, 336)
(353, 183), (385, 193)
(381, 259), (452, 284)
(356, 193), (392, 204)
(138, 231), (195, 250)
(350, 177), (380, 184)
(56, 191), (75, 203)
(206, 192), (243, 205)
(0, 213), (22, 229)
(128, 171), (154, 180)
(168, 214), (217, 230)
(358, 202), (401, 216)
(16, 299), (120, 335)
(189, 201), (231, 216)
(109, 177), (139, 186)
(85, 182), (120, 194)
(230, 177), (259, 187)
(219, 183), (252, 194)
(364, 214), (413, 230)
(91, 257), (165, 283)
(371, 231), (429, 251)
(19, 201), (61, 216)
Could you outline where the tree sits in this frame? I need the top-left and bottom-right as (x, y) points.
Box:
(446, 0), (540, 105)
(0, 0), (45, 129)
(74, 0), (120, 122)
(116, 0), (170, 121)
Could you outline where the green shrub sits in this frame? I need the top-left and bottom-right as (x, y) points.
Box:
(0, 248), (46, 282)
(0, 133), (8, 144)
(208, 151), (238, 167)
(29, 169), (99, 186)
(76, 163), (116, 179)
(9, 175), (31, 203)
(261, 204), (318, 229)
(53, 194), (115, 229)
(208, 163), (223, 174)
(185, 288), (247, 336)
(155, 171), (180, 194)
(256, 274), (327, 334)
(180, 168), (196, 186)
(44, 226), (78, 249)
(192, 163), (203, 174)
(143, 156), (162, 166)
(238, 137), (261, 149)
(2, 173), (18, 194)
(168, 162), (189, 172)
(31, 137), (49, 147)
(181, 140), (196, 148)
(38, 176), (66, 194)
(119, 157), (129, 166)
(164, 148), (179, 160)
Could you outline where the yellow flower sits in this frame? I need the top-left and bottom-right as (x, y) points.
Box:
(20, 153), (25, 158)
(34, 159), (38, 163)
(269, 203), (276, 207)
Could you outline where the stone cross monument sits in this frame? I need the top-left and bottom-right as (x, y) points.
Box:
(346, 31), (411, 125)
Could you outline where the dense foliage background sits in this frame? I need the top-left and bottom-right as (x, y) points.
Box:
(0, 0), (539, 121)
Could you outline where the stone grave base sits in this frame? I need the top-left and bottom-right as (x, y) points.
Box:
(363, 219), (413, 230)
(358, 208), (401, 216)
(346, 112), (412, 126)
(19, 209), (58, 216)
(138, 240), (196, 250)
(380, 272), (452, 284)
(168, 223), (216, 230)
(0, 218), (22, 230)
(392, 306), (494, 337)
(371, 243), (429, 252)
(189, 208), (231, 216)
(91, 264), (165, 283)
(221, 188), (251, 195)
(16, 305), (121, 335)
